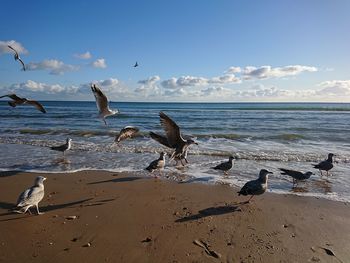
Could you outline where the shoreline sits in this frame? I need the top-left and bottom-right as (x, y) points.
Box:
(1, 170), (350, 262)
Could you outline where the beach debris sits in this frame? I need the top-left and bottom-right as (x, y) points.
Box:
(311, 246), (343, 263)
(193, 239), (221, 258)
(141, 237), (152, 243)
(71, 238), (78, 242)
(66, 215), (78, 220)
(83, 242), (91, 247)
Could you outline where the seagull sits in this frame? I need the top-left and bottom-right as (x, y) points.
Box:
(91, 84), (119, 125)
(145, 152), (166, 173)
(0, 94), (46, 113)
(279, 168), (313, 185)
(150, 112), (198, 165)
(313, 153), (335, 176)
(115, 126), (139, 143)
(50, 138), (72, 156)
(13, 176), (46, 215)
(133, 61), (138, 67)
(211, 156), (235, 175)
(7, 45), (26, 71)
(238, 169), (272, 203)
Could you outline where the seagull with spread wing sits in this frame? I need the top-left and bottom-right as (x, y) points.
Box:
(8, 45), (26, 71)
(150, 112), (198, 165)
(91, 84), (119, 125)
(0, 94), (46, 113)
(115, 126), (139, 143)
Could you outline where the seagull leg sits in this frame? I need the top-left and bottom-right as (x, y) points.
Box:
(319, 170), (322, 176)
(103, 118), (107, 126)
(180, 158), (185, 166)
(36, 204), (44, 215)
(184, 158), (189, 164)
(247, 195), (254, 203)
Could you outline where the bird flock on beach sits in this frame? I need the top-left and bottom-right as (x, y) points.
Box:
(2, 45), (336, 215)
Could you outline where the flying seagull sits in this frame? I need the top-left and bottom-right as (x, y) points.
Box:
(313, 153), (335, 176)
(279, 168), (313, 185)
(133, 61), (138, 67)
(91, 84), (119, 125)
(115, 126), (139, 143)
(238, 169), (272, 203)
(150, 112), (198, 165)
(145, 152), (166, 173)
(211, 156), (235, 175)
(0, 94), (46, 113)
(50, 138), (72, 156)
(7, 45), (26, 71)
(13, 176), (46, 215)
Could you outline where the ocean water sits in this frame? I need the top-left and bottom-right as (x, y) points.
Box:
(1, 101), (350, 202)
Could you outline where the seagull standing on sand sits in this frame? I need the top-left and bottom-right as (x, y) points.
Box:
(7, 45), (26, 71)
(115, 126), (139, 143)
(14, 176), (46, 215)
(279, 168), (313, 185)
(0, 94), (46, 113)
(238, 169), (272, 203)
(145, 152), (166, 173)
(91, 84), (119, 125)
(211, 156), (235, 175)
(50, 138), (72, 156)
(313, 153), (335, 176)
(150, 112), (198, 165)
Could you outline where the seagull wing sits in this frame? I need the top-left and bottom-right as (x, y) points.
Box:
(16, 188), (32, 207)
(26, 100), (46, 113)
(91, 85), (109, 114)
(149, 132), (172, 148)
(17, 186), (44, 207)
(0, 94), (22, 101)
(18, 58), (26, 71)
(159, 112), (185, 147)
(7, 45), (19, 57)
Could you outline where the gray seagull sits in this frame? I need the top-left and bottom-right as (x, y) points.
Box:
(238, 169), (272, 203)
(313, 153), (335, 176)
(8, 45), (26, 71)
(150, 112), (198, 165)
(50, 138), (72, 156)
(0, 94), (46, 113)
(211, 156), (235, 175)
(115, 126), (139, 143)
(279, 168), (313, 185)
(14, 176), (46, 215)
(145, 152), (166, 173)
(91, 84), (119, 125)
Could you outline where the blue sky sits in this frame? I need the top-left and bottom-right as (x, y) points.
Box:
(0, 0), (350, 102)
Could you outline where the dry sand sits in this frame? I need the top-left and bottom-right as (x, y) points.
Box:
(0, 170), (349, 263)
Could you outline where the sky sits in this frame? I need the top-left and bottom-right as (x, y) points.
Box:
(0, 0), (350, 102)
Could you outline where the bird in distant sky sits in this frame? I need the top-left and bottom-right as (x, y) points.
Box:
(134, 61), (138, 67)
(7, 45), (26, 71)
(0, 94), (46, 113)
(91, 84), (119, 125)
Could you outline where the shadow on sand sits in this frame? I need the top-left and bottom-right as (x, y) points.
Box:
(0, 198), (94, 221)
(0, 170), (24, 178)
(87, 177), (143, 185)
(175, 205), (241, 223)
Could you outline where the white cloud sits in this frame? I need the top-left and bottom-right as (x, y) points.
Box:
(0, 40), (28, 55)
(242, 65), (317, 80)
(74, 51), (92, 59)
(91, 58), (107, 68)
(161, 74), (240, 89)
(316, 80), (350, 96)
(136, 76), (161, 97)
(3, 80), (78, 95)
(26, 59), (79, 75)
(235, 85), (292, 98)
(225, 66), (241, 74)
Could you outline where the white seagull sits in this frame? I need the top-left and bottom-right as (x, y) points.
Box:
(14, 176), (47, 215)
(91, 84), (119, 125)
(8, 45), (26, 71)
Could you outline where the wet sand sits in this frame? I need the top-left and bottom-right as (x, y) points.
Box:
(0, 170), (349, 263)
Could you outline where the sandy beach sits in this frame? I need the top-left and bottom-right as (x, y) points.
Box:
(0, 170), (349, 263)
